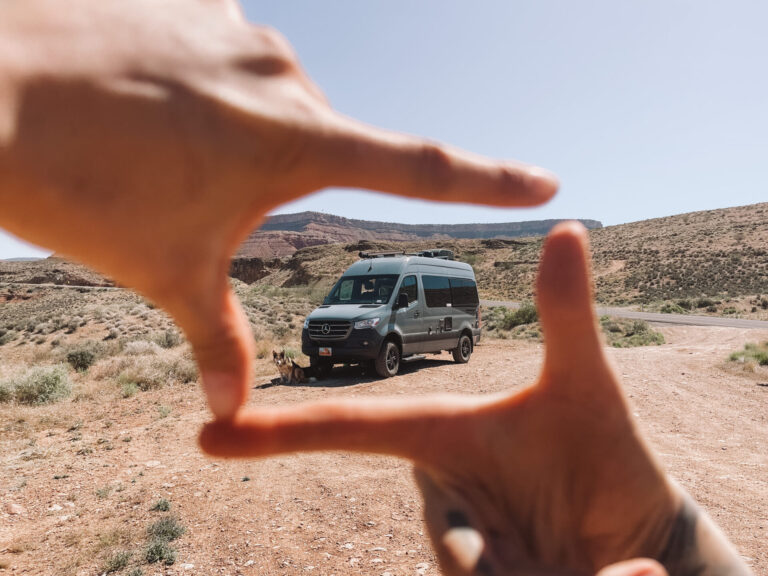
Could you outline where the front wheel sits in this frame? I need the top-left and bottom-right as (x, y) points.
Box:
(452, 334), (472, 364)
(375, 341), (400, 378)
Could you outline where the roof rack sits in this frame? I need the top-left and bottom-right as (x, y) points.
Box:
(358, 249), (454, 261)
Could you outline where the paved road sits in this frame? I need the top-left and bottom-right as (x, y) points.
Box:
(481, 300), (768, 330)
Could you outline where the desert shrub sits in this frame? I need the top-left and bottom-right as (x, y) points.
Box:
(151, 499), (170, 512)
(599, 317), (664, 348)
(147, 516), (185, 541)
(695, 298), (716, 308)
(117, 356), (197, 392)
(660, 303), (685, 314)
(145, 540), (176, 565)
(153, 329), (182, 349)
(722, 307), (738, 315)
(0, 329), (17, 346)
(11, 365), (71, 405)
(0, 382), (13, 403)
(103, 551), (131, 574)
(706, 305), (718, 313)
(729, 342), (768, 366)
(66, 349), (96, 372)
(676, 299), (693, 311)
(123, 340), (160, 356)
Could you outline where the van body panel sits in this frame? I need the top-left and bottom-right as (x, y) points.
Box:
(302, 254), (481, 368)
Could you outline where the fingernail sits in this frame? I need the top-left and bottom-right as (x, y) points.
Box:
(442, 527), (484, 571)
(201, 371), (247, 421)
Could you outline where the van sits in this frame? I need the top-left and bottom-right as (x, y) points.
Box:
(301, 250), (481, 378)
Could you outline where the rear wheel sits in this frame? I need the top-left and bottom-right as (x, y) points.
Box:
(375, 341), (400, 378)
(310, 356), (333, 379)
(452, 334), (472, 364)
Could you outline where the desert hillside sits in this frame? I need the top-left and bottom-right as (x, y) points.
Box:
(236, 211), (602, 258)
(2, 202), (767, 307)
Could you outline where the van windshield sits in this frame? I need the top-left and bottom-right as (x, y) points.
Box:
(323, 275), (400, 305)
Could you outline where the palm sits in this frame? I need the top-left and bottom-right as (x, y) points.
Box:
(201, 223), (677, 575)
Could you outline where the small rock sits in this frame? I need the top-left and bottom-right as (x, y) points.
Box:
(48, 504), (63, 511)
(243, 560), (254, 567)
(181, 563), (195, 570)
(5, 502), (25, 515)
(371, 558), (384, 564)
(145, 460), (161, 468)
(342, 543), (354, 550)
(349, 557), (361, 566)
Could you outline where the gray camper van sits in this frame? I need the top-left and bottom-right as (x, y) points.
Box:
(301, 250), (481, 378)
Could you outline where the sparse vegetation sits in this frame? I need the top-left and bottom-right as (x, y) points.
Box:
(729, 342), (768, 367)
(147, 516), (186, 542)
(103, 550), (131, 573)
(145, 539), (177, 565)
(1, 365), (71, 405)
(599, 317), (665, 348)
(151, 498), (170, 512)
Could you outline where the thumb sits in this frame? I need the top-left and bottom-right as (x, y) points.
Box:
(536, 221), (608, 384)
(168, 283), (253, 420)
(595, 559), (668, 576)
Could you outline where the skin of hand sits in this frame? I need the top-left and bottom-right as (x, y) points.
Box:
(200, 222), (679, 575)
(0, 0), (557, 421)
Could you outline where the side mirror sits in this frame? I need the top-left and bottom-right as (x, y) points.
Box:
(397, 293), (409, 310)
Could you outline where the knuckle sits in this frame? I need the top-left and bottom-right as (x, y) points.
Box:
(415, 142), (454, 193)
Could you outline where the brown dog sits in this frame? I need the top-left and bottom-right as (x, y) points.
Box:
(272, 350), (308, 384)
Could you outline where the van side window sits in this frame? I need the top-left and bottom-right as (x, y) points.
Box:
(400, 275), (418, 304)
(450, 278), (479, 307)
(423, 275), (452, 308)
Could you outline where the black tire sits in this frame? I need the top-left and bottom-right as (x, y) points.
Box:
(375, 340), (400, 378)
(452, 334), (472, 364)
(310, 356), (333, 379)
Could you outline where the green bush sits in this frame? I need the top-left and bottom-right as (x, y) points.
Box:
(103, 551), (131, 573)
(145, 540), (176, 565)
(0, 382), (13, 403)
(729, 342), (768, 366)
(147, 516), (185, 542)
(676, 299), (693, 311)
(151, 498), (170, 512)
(66, 349), (96, 372)
(11, 365), (71, 405)
(660, 303), (685, 314)
(600, 317), (664, 348)
(498, 303), (538, 330)
(153, 330), (182, 349)
(695, 298), (716, 308)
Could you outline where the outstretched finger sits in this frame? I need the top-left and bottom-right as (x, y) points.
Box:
(199, 394), (489, 463)
(165, 283), (254, 421)
(313, 116), (559, 208)
(536, 221), (610, 385)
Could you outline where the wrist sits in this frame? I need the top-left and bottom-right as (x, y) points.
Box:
(656, 486), (752, 576)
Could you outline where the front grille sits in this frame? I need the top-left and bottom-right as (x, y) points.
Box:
(308, 320), (352, 341)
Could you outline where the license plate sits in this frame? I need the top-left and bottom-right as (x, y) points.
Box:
(319, 347), (332, 357)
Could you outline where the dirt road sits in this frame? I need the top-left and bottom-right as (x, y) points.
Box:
(2, 325), (767, 575)
(482, 299), (768, 330)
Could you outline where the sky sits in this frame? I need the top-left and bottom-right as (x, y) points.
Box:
(2, 0), (766, 258)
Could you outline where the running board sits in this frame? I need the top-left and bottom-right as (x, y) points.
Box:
(401, 354), (426, 363)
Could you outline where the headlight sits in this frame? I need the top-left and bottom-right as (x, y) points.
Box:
(354, 317), (381, 330)
(303, 317), (310, 329)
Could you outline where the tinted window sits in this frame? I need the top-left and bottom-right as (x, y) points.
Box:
(400, 275), (418, 304)
(423, 275), (452, 308)
(324, 275), (400, 305)
(450, 277), (479, 307)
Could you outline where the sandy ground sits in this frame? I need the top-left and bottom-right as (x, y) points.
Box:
(1, 325), (767, 575)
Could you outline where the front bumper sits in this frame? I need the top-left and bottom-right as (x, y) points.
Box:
(302, 328), (385, 362)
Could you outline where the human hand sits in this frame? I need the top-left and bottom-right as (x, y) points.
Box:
(200, 222), (674, 573)
(0, 0), (557, 420)
(201, 223), (751, 575)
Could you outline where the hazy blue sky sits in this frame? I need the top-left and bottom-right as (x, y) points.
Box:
(2, 0), (766, 258)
